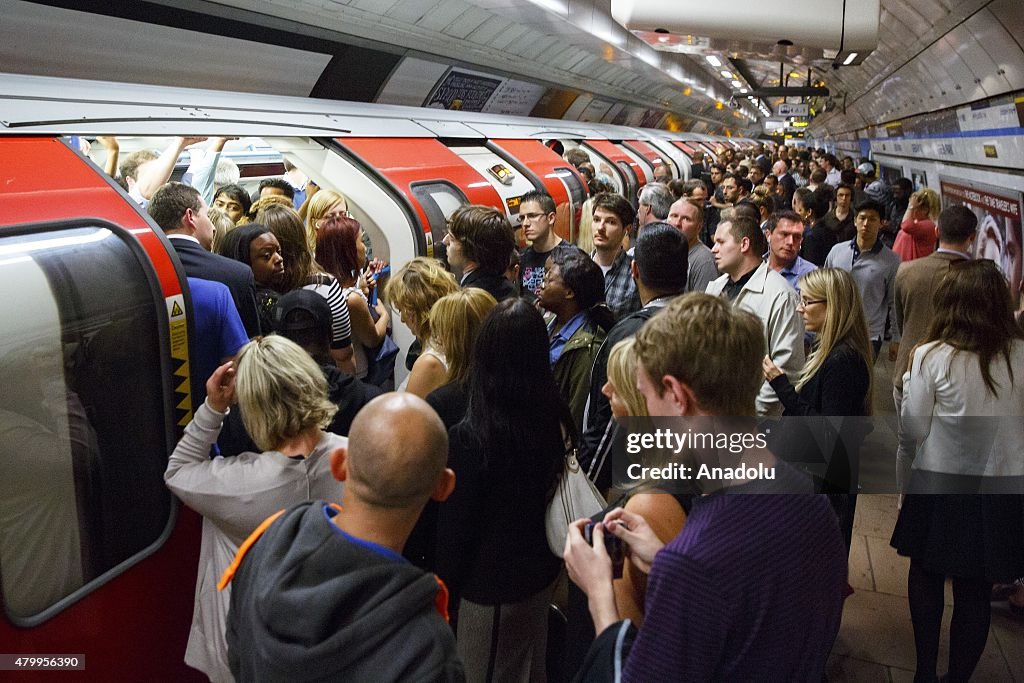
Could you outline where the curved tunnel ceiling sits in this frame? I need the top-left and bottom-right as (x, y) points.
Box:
(2, 0), (1022, 141)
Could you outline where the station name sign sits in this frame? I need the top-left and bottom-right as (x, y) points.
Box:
(777, 103), (809, 117)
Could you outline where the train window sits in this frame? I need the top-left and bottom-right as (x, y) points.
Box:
(410, 181), (468, 259)
(0, 223), (173, 624)
(617, 161), (640, 209)
(555, 167), (587, 208)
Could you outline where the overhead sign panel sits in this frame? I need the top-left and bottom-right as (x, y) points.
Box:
(777, 103), (810, 117)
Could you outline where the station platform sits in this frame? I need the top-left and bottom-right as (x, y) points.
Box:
(827, 355), (1023, 682)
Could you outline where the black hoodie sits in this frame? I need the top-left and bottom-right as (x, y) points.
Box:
(226, 502), (465, 683)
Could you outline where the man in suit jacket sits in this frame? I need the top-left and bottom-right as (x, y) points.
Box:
(443, 203), (517, 302)
(149, 182), (262, 337)
(773, 160), (796, 211)
(892, 205), (977, 495)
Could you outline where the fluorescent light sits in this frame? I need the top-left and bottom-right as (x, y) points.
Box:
(720, 70), (732, 78)
(731, 80), (742, 88)
(706, 55), (722, 67)
(842, 52), (858, 65)
(526, 0), (568, 12)
(740, 88), (748, 93)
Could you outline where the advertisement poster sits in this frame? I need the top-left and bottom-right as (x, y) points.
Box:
(424, 69), (503, 112)
(940, 177), (1023, 296)
(482, 79), (546, 116)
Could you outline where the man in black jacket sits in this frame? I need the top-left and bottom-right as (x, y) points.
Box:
(579, 224), (689, 491)
(443, 204), (517, 302)
(149, 182), (262, 337)
(223, 393), (462, 682)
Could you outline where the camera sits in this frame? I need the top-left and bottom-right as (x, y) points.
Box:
(584, 521), (625, 579)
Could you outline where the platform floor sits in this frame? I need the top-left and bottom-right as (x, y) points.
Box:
(826, 354), (1023, 682)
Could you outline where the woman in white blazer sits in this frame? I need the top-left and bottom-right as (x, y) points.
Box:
(165, 336), (346, 682)
(891, 259), (1024, 683)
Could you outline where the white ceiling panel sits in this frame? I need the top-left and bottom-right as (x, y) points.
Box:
(489, 23), (532, 50)
(466, 15), (515, 43)
(989, 0), (1024, 50)
(443, 7), (493, 38)
(942, 25), (997, 99)
(349, 0), (402, 13)
(416, 0), (475, 31)
(383, 0), (439, 22)
(962, 11), (1019, 93)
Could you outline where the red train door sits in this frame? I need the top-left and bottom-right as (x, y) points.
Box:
(490, 139), (588, 243)
(0, 136), (201, 681)
(333, 137), (503, 259)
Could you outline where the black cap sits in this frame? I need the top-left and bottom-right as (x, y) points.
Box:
(271, 289), (331, 334)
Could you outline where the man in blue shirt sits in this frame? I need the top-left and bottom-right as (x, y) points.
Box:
(766, 211), (817, 292)
(825, 200), (901, 361)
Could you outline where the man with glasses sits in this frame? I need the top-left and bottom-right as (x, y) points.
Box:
(518, 190), (579, 297)
(825, 199), (900, 362)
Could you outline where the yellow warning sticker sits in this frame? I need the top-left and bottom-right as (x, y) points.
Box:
(166, 294), (192, 428)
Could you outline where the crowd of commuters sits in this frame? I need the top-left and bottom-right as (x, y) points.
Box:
(93, 136), (1024, 682)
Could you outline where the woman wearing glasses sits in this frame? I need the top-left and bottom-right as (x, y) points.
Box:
(762, 268), (873, 551)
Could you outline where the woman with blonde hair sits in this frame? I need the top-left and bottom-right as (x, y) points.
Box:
(404, 288), (498, 571)
(601, 338), (648, 419)
(575, 196), (596, 254)
(763, 268), (873, 551)
(207, 206), (237, 255)
(893, 187), (940, 261)
(305, 189), (349, 250)
(429, 288), (497, 394)
(164, 336), (346, 683)
(384, 257), (459, 397)
(258, 202), (354, 372)
(764, 267), (873, 415)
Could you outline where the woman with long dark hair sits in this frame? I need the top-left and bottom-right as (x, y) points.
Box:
(257, 203), (354, 372)
(435, 298), (573, 683)
(538, 248), (614, 430)
(891, 259), (1024, 682)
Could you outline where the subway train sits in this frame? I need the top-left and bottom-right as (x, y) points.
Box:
(0, 71), (763, 679)
(2, 69), (1022, 679)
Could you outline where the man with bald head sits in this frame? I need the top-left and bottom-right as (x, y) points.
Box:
(667, 197), (718, 292)
(224, 394), (464, 682)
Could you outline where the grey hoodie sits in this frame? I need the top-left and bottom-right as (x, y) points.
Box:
(226, 501), (465, 682)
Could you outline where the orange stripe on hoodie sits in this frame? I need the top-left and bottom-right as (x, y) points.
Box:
(217, 509), (287, 591)
(218, 504), (343, 590)
(218, 503), (452, 624)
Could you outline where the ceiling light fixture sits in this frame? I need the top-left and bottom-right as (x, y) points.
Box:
(720, 70), (733, 79)
(842, 52), (859, 65)
(706, 55), (722, 67)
